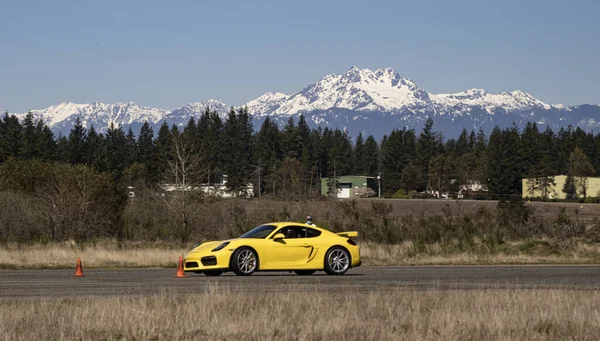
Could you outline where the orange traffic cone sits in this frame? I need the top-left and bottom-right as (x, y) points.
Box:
(174, 256), (187, 278)
(73, 257), (85, 277)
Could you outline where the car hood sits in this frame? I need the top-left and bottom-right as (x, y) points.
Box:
(188, 239), (235, 254)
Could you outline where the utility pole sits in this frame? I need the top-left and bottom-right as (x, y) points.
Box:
(377, 172), (381, 199)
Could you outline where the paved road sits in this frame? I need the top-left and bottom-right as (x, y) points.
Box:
(1, 265), (599, 298)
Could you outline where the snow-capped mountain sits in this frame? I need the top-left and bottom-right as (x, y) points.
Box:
(248, 66), (553, 117)
(19, 100), (229, 136)
(12, 66), (600, 138)
(247, 66), (599, 137)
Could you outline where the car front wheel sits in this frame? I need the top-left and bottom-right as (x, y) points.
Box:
(231, 247), (258, 276)
(324, 247), (350, 275)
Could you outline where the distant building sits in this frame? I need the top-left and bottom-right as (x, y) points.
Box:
(521, 175), (600, 200)
(320, 176), (378, 198)
(161, 175), (254, 198)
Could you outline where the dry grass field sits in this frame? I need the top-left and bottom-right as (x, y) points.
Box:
(2, 240), (600, 270)
(1, 286), (599, 341)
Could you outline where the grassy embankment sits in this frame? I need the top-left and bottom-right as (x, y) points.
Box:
(2, 239), (600, 270)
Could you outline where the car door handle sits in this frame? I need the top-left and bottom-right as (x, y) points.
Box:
(303, 244), (312, 248)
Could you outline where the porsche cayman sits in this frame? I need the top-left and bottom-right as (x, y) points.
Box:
(184, 222), (361, 276)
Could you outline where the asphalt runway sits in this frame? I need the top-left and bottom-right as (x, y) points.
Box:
(1, 265), (599, 298)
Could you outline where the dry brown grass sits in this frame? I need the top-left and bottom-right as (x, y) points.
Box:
(2, 239), (600, 269)
(360, 240), (600, 265)
(0, 241), (191, 269)
(1, 286), (599, 340)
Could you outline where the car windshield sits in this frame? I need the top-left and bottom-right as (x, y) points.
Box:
(239, 224), (277, 239)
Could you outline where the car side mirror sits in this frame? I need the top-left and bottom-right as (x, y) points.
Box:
(273, 233), (285, 240)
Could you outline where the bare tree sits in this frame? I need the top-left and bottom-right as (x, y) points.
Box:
(161, 134), (206, 245)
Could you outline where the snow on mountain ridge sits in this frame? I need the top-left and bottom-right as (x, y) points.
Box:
(266, 66), (435, 116)
(13, 66), (572, 139)
(248, 66), (554, 117)
(20, 100), (229, 132)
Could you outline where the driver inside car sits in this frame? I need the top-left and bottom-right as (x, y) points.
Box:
(283, 227), (297, 238)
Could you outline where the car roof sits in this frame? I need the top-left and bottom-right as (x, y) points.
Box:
(267, 222), (327, 231)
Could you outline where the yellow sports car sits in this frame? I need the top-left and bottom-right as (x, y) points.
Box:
(184, 222), (361, 276)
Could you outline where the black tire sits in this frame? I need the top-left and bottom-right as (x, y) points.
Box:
(231, 247), (258, 276)
(204, 270), (224, 276)
(294, 270), (315, 276)
(324, 246), (351, 275)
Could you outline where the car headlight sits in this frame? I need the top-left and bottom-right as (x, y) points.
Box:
(211, 241), (230, 252)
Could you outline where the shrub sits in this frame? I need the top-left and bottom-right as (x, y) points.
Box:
(391, 189), (407, 199)
(0, 159), (126, 242)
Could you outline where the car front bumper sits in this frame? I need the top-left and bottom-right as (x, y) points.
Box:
(184, 250), (232, 272)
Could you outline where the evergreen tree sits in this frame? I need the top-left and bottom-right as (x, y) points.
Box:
(56, 133), (70, 163)
(136, 122), (155, 182)
(223, 107), (254, 195)
(182, 117), (198, 149)
(455, 128), (470, 156)
(353, 132), (365, 175)
(105, 123), (128, 178)
(0, 113), (23, 161)
(400, 163), (422, 193)
(520, 122), (541, 178)
(593, 133), (600, 176)
(328, 129), (353, 176)
(468, 130), (477, 151)
(319, 128), (333, 178)
(281, 117), (301, 160)
(68, 117), (88, 165)
(38, 124), (57, 161)
(125, 127), (137, 167)
(0, 112), (6, 162)
(416, 118), (441, 188)
(197, 109), (210, 159)
(556, 126), (574, 174)
(380, 128), (417, 195)
(254, 116), (281, 196)
(19, 112), (39, 159)
(297, 115), (315, 195)
(485, 127), (503, 197)
(362, 135), (379, 177)
(86, 126), (107, 171)
(154, 121), (173, 182)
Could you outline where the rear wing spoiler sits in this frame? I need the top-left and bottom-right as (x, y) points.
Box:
(336, 231), (358, 238)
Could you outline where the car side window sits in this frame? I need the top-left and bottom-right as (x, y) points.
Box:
(275, 226), (322, 239)
(278, 226), (304, 239)
(305, 228), (321, 238)
(277, 226), (322, 239)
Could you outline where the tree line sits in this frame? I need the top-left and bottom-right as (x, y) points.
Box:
(1, 109), (600, 200)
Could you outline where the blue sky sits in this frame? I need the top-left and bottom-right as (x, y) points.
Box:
(1, 0), (598, 112)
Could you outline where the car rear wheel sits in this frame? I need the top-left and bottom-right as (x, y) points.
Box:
(204, 270), (223, 276)
(324, 247), (350, 275)
(294, 270), (315, 276)
(231, 247), (258, 276)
